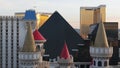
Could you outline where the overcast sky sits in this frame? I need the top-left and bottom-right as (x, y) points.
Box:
(0, 0), (120, 28)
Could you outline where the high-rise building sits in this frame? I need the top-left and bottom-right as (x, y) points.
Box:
(0, 16), (26, 68)
(36, 13), (51, 28)
(0, 10), (37, 68)
(80, 5), (106, 39)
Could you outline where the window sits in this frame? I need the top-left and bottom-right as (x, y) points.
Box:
(11, 32), (13, 35)
(98, 61), (102, 66)
(104, 61), (107, 66)
(80, 65), (85, 68)
(6, 40), (8, 43)
(17, 33), (19, 35)
(6, 29), (8, 32)
(94, 61), (96, 66)
(36, 45), (40, 51)
(17, 40), (19, 43)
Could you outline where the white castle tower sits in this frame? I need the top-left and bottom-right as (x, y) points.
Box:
(33, 29), (46, 62)
(19, 10), (49, 68)
(58, 42), (73, 68)
(90, 23), (113, 68)
(19, 22), (41, 68)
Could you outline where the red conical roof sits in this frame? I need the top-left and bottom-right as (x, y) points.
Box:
(60, 43), (70, 59)
(33, 30), (46, 41)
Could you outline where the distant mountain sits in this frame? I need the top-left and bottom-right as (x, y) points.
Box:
(39, 11), (84, 59)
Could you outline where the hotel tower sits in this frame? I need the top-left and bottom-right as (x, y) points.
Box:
(80, 5), (106, 39)
(0, 10), (37, 68)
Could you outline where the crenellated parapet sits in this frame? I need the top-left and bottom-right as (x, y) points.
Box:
(39, 61), (50, 68)
(0, 16), (22, 20)
(58, 55), (73, 65)
(19, 52), (41, 60)
(58, 43), (74, 68)
(90, 46), (113, 58)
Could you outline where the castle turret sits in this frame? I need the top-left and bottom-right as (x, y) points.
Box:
(33, 29), (46, 50)
(90, 23), (113, 68)
(23, 9), (37, 30)
(58, 42), (73, 68)
(33, 29), (46, 61)
(19, 22), (42, 68)
(19, 10), (45, 68)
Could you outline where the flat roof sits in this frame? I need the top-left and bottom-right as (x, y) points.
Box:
(80, 5), (106, 10)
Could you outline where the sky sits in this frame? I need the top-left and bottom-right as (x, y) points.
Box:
(0, 0), (120, 28)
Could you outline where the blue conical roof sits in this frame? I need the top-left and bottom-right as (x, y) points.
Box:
(23, 9), (36, 21)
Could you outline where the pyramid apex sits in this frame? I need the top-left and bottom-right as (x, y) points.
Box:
(52, 11), (61, 15)
(54, 11), (59, 13)
(60, 42), (70, 59)
(21, 22), (36, 52)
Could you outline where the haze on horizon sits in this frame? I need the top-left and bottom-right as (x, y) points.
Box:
(0, 0), (120, 28)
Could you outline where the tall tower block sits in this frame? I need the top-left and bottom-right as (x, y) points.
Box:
(90, 23), (113, 68)
(80, 5), (106, 39)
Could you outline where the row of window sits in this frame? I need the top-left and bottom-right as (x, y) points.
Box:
(21, 62), (40, 66)
(0, 24), (19, 68)
(0, 29), (19, 32)
(94, 61), (107, 66)
(0, 19), (19, 68)
(0, 22), (2, 68)
(75, 64), (89, 68)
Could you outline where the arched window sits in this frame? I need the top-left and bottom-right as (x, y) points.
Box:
(36, 45), (40, 51)
(104, 61), (107, 66)
(98, 61), (102, 66)
(94, 61), (96, 66)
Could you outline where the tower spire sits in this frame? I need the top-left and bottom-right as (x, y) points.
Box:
(90, 22), (113, 68)
(21, 22), (36, 52)
(33, 29), (46, 42)
(58, 42), (73, 68)
(60, 42), (70, 59)
(94, 23), (108, 47)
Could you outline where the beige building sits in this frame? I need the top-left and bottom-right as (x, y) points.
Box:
(80, 5), (106, 39)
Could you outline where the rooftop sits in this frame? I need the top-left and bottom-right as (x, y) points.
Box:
(33, 30), (46, 42)
(23, 9), (36, 21)
(60, 42), (70, 59)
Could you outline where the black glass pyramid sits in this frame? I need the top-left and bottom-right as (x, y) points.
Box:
(38, 11), (85, 59)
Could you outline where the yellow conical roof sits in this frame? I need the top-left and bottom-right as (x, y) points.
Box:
(21, 22), (36, 52)
(94, 23), (109, 47)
